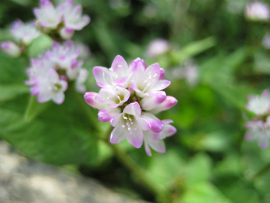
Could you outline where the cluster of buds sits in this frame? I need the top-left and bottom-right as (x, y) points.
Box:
(245, 1), (270, 21)
(245, 90), (270, 149)
(1, 20), (40, 57)
(34, 0), (90, 39)
(84, 55), (177, 156)
(26, 40), (88, 104)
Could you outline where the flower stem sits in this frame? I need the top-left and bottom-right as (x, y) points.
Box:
(252, 161), (270, 180)
(74, 87), (169, 201)
(100, 130), (161, 196)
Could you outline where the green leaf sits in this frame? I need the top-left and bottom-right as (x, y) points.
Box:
(0, 105), (98, 165)
(171, 36), (216, 64)
(196, 132), (230, 152)
(254, 51), (270, 74)
(0, 52), (28, 84)
(28, 34), (52, 57)
(200, 48), (252, 109)
(178, 182), (231, 203)
(0, 84), (29, 101)
(185, 153), (212, 186)
(147, 150), (186, 190)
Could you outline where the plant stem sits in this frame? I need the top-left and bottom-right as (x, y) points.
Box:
(100, 130), (161, 196)
(252, 161), (270, 180)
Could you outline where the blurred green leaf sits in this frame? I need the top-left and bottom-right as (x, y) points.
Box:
(0, 104), (98, 165)
(10, 0), (32, 6)
(0, 84), (28, 101)
(254, 51), (270, 74)
(178, 182), (231, 203)
(171, 37), (216, 64)
(28, 34), (52, 57)
(147, 150), (185, 190)
(214, 153), (242, 176)
(0, 52), (28, 84)
(185, 153), (212, 186)
(197, 131), (230, 152)
(200, 48), (252, 109)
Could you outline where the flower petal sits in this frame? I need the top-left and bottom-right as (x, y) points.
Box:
(149, 139), (166, 153)
(98, 107), (121, 122)
(123, 102), (141, 116)
(93, 66), (112, 87)
(126, 128), (143, 148)
(150, 80), (171, 92)
(110, 123), (127, 144)
(84, 92), (106, 110)
(136, 117), (151, 131)
(144, 141), (152, 156)
(141, 113), (163, 133)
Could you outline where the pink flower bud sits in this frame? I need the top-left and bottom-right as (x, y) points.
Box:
(1, 41), (21, 57)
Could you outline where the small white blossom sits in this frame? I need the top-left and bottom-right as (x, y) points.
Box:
(246, 90), (270, 116)
(30, 68), (68, 104)
(11, 20), (40, 45)
(146, 38), (170, 58)
(245, 1), (270, 21)
(245, 118), (270, 149)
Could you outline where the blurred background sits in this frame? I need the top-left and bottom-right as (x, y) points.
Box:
(1, 0), (270, 202)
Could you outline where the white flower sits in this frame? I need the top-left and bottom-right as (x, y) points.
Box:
(34, 0), (63, 29)
(47, 40), (80, 72)
(245, 118), (270, 149)
(95, 86), (130, 108)
(30, 68), (68, 104)
(61, 0), (90, 30)
(110, 102), (151, 148)
(131, 62), (171, 97)
(93, 55), (130, 88)
(146, 38), (170, 58)
(11, 20), (40, 45)
(25, 53), (54, 85)
(246, 90), (270, 116)
(245, 1), (270, 21)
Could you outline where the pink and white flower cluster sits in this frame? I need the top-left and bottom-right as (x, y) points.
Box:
(26, 40), (88, 104)
(84, 55), (177, 156)
(245, 90), (270, 149)
(34, 0), (90, 39)
(1, 20), (40, 57)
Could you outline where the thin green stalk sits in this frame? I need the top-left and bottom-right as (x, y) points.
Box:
(101, 132), (160, 196)
(252, 161), (270, 180)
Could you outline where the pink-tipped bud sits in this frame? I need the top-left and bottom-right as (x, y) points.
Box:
(60, 27), (74, 40)
(84, 92), (106, 110)
(140, 91), (166, 110)
(1, 41), (21, 57)
(60, 75), (67, 81)
(150, 96), (178, 114)
(159, 68), (165, 80)
(129, 57), (147, 72)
